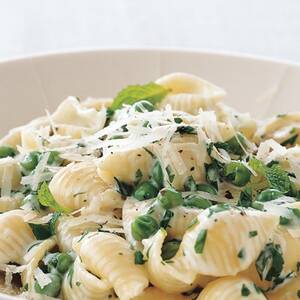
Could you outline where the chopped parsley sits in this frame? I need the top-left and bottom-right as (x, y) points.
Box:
(248, 231), (258, 238)
(160, 210), (174, 229)
(241, 284), (251, 296)
(238, 248), (245, 259)
(194, 229), (207, 254)
(255, 243), (284, 282)
(134, 250), (145, 265)
(114, 177), (133, 197)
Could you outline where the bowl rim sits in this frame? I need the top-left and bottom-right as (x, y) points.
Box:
(0, 47), (300, 69)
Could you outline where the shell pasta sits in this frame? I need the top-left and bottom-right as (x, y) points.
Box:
(0, 72), (300, 299)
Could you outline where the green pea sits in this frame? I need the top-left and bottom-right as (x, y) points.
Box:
(183, 194), (212, 209)
(151, 161), (164, 189)
(256, 189), (283, 202)
(131, 215), (159, 241)
(134, 100), (155, 112)
(56, 253), (74, 274)
(47, 151), (63, 166)
(34, 273), (62, 297)
(158, 188), (183, 209)
(161, 239), (181, 260)
(196, 183), (217, 195)
(224, 162), (251, 187)
(21, 151), (41, 171)
(0, 145), (17, 158)
(133, 181), (158, 201)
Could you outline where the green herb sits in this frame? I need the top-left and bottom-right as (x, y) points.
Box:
(134, 169), (143, 186)
(161, 239), (181, 260)
(196, 183), (217, 195)
(281, 134), (298, 146)
(160, 210), (174, 229)
(49, 212), (61, 235)
(265, 164), (291, 193)
(205, 161), (222, 188)
(47, 151), (63, 166)
(158, 188), (183, 209)
(208, 203), (232, 217)
(77, 230), (90, 242)
(184, 176), (197, 191)
(224, 162), (251, 187)
(0, 145), (17, 158)
(37, 182), (70, 213)
(76, 281), (81, 287)
(29, 212), (61, 240)
(279, 216), (291, 226)
(166, 165), (175, 183)
(133, 181), (158, 201)
(67, 264), (74, 287)
(249, 231), (258, 238)
(133, 100), (155, 112)
(174, 117), (183, 123)
(27, 241), (42, 252)
(213, 133), (247, 156)
(151, 160), (164, 189)
(194, 229), (207, 254)
(238, 187), (252, 208)
(134, 250), (144, 265)
(256, 243), (284, 281)
(131, 215), (159, 241)
(114, 177), (133, 197)
(176, 126), (196, 134)
(241, 284), (251, 297)
(110, 82), (168, 111)
(238, 248), (245, 259)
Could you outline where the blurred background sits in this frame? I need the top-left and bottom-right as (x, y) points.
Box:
(1, 0), (300, 62)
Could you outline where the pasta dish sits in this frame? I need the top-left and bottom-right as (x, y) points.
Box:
(0, 73), (299, 299)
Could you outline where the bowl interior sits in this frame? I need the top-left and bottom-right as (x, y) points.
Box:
(0, 49), (300, 136)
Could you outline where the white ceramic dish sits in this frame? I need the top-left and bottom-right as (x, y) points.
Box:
(1, 49), (300, 137)
(0, 49), (300, 300)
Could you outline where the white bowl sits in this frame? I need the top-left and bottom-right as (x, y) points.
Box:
(1, 48), (300, 137)
(0, 49), (300, 300)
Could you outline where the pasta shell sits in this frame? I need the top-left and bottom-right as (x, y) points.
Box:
(73, 232), (148, 300)
(142, 229), (197, 293)
(0, 211), (35, 264)
(197, 276), (267, 300)
(156, 73), (226, 115)
(49, 161), (110, 211)
(181, 207), (278, 276)
(62, 257), (115, 300)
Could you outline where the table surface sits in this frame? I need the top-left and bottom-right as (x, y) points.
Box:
(1, 0), (300, 63)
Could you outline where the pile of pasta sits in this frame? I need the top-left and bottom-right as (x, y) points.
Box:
(0, 73), (300, 300)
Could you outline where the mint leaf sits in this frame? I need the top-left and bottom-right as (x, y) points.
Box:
(110, 82), (168, 111)
(248, 158), (291, 194)
(37, 182), (70, 213)
(265, 165), (291, 193)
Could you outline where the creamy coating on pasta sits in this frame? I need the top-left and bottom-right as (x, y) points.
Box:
(0, 72), (300, 299)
